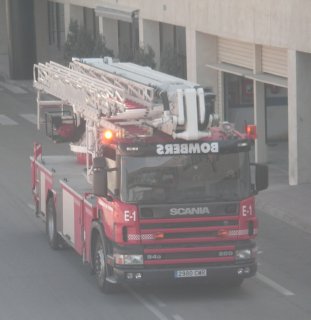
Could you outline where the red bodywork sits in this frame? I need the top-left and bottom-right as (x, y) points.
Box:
(31, 124), (258, 283)
(95, 197), (257, 266)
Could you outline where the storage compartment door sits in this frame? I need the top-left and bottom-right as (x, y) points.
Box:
(62, 189), (75, 243)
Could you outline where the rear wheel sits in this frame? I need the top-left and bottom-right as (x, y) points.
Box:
(93, 235), (115, 293)
(35, 199), (40, 217)
(46, 197), (59, 249)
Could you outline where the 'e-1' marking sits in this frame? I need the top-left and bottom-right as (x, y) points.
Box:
(242, 205), (253, 216)
(124, 210), (137, 222)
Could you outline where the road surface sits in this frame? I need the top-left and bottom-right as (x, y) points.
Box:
(0, 81), (310, 320)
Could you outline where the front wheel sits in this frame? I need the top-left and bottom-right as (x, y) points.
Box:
(93, 235), (115, 293)
(46, 197), (60, 249)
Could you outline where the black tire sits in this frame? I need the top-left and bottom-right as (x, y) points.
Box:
(93, 234), (115, 293)
(46, 197), (60, 249)
(35, 200), (40, 217)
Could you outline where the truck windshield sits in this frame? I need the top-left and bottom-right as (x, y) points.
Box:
(120, 152), (251, 204)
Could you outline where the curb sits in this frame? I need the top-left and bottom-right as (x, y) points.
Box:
(256, 198), (311, 235)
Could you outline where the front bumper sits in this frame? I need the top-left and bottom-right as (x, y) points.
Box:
(112, 261), (257, 284)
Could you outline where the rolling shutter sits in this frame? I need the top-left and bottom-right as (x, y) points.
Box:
(262, 46), (287, 78)
(218, 38), (253, 69)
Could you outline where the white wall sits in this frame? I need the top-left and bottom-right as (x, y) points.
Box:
(54, 0), (311, 54)
(288, 51), (311, 184)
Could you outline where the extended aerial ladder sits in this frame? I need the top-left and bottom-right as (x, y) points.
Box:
(33, 57), (217, 179)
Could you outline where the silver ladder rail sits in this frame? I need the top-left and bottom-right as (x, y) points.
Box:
(33, 60), (213, 143)
(70, 59), (156, 106)
(34, 61), (126, 120)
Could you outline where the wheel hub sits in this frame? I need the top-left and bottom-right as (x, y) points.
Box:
(95, 248), (105, 277)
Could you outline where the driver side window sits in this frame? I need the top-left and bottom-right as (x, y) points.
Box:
(106, 157), (118, 196)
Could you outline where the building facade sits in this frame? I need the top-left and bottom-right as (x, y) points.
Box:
(2, 0), (311, 186)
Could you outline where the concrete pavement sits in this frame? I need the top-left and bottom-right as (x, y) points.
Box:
(256, 182), (311, 234)
(0, 54), (9, 81)
(0, 57), (310, 234)
(256, 141), (311, 234)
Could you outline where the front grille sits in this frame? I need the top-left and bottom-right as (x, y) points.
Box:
(138, 202), (243, 266)
(140, 219), (238, 230)
(163, 231), (218, 239)
(139, 216), (239, 242)
(142, 242), (237, 266)
(145, 250), (234, 260)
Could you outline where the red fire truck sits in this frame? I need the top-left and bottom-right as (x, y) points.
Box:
(31, 58), (268, 293)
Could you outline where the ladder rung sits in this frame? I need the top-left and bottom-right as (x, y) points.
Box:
(70, 60), (155, 105)
(34, 62), (127, 119)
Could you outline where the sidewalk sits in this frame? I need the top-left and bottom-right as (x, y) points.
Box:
(256, 142), (311, 234)
(0, 53), (9, 81)
(0, 54), (34, 93)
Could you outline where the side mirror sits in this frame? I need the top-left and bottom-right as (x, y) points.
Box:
(251, 163), (269, 192)
(93, 157), (108, 197)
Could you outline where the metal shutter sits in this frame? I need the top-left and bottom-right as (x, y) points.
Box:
(262, 46), (287, 78)
(218, 38), (253, 69)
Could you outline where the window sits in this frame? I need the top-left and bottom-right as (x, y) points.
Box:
(83, 7), (99, 39)
(48, 1), (65, 49)
(121, 152), (250, 204)
(106, 157), (118, 196)
(224, 73), (254, 109)
(159, 23), (187, 78)
(265, 85), (288, 106)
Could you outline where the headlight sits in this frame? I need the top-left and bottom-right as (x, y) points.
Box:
(235, 249), (252, 260)
(114, 254), (144, 265)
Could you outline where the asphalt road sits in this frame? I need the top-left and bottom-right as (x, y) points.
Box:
(0, 82), (310, 320)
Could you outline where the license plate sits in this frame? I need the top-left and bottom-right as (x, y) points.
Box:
(174, 269), (207, 278)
